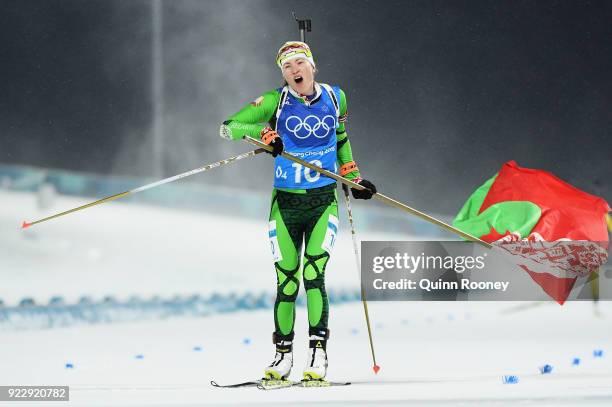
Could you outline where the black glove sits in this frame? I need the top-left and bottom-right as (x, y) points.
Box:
(351, 178), (377, 200)
(260, 127), (284, 157)
(269, 136), (284, 157)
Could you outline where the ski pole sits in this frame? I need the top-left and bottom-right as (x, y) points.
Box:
(341, 183), (381, 374)
(21, 148), (267, 229)
(243, 136), (492, 248)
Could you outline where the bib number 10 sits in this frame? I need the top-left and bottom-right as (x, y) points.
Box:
(293, 160), (322, 184)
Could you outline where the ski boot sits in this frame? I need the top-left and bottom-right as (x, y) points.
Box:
(303, 328), (329, 381)
(264, 332), (294, 380)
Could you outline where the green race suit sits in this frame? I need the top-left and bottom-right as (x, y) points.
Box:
(222, 84), (360, 339)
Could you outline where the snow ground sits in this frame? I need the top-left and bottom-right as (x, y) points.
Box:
(1, 189), (611, 406)
(1, 301), (611, 406)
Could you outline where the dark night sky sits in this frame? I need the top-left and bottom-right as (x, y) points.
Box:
(1, 0), (611, 214)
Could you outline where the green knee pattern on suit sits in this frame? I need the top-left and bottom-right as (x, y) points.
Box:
(269, 185), (338, 337)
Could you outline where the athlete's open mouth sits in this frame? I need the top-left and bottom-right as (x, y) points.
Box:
(294, 76), (303, 84)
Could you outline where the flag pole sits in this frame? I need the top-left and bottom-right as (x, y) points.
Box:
(21, 148), (266, 229)
(243, 136), (492, 248)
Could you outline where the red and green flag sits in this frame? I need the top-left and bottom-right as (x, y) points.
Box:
(453, 160), (610, 304)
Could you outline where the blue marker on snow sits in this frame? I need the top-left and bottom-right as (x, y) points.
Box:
(502, 375), (519, 384)
(539, 364), (553, 374)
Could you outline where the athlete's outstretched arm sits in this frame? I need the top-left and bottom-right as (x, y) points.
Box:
(219, 90), (280, 140)
(336, 89), (361, 180)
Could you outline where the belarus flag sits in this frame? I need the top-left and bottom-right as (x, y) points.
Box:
(453, 161), (610, 304)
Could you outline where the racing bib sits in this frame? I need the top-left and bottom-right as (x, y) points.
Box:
(273, 85), (340, 189)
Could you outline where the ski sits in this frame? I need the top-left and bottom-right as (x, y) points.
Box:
(210, 380), (261, 388)
(211, 379), (351, 390)
(211, 379), (293, 389)
(297, 379), (351, 388)
(256, 379), (295, 390)
(258, 379), (352, 390)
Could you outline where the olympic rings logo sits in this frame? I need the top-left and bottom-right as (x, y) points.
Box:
(284, 115), (336, 139)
